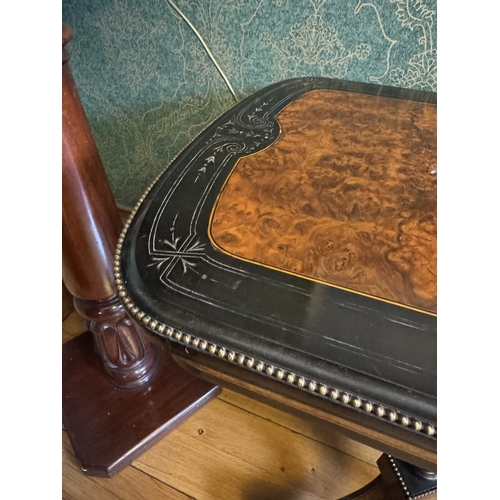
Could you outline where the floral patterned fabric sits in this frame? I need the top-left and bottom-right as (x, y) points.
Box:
(63, 0), (437, 208)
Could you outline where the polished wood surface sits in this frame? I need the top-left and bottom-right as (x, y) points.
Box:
(73, 296), (159, 389)
(63, 331), (219, 477)
(211, 89), (436, 313)
(63, 309), (438, 499)
(63, 306), (381, 499)
(62, 25), (159, 389)
(62, 25), (219, 477)
(62, 27), (122, 302)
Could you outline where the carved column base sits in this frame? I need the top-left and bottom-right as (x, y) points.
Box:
(74, 294), (159, 390)
(62, 331), (220, 477)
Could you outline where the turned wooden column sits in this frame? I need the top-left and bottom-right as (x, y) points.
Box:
(62, 25), (219, 478)
(62, 25), (158, 389)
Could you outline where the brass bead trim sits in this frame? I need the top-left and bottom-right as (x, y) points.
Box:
(117, 297), (438, 438)
(114, 172), (437, 440)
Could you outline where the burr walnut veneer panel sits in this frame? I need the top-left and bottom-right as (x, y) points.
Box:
(211, 90), (436, 314)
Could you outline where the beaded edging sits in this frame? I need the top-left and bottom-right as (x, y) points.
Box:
(113, 81), (437, 441)
(114, 201), (437, 439)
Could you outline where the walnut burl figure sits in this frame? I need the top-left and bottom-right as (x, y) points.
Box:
(211, 90), (436, 314)
(62, 26), (219, 478)
(117, 78), (437, 498)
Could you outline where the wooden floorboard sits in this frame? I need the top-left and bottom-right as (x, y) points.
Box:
(132, 398), (378, 500)
(218, 391), (381, 467)
(62, 298), (380, 499)
(62, 432), (193, 500)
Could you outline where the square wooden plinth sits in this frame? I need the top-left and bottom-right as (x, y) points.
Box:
(62, 331), (220, 477)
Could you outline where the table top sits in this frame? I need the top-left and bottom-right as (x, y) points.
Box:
(117, 77), (437, 447)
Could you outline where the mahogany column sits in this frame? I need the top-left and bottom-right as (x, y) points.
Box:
(62, 25), (219, 477)
(62, 25), (159, 391)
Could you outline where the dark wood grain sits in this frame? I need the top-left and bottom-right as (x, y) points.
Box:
(210, 89), (436, 313)
(62, 25), (159, 389)
(62, 25), (219, 476)
(62, 26), (122, 302)
(73, 295), (160, 390)
(63, 331), (220, 477)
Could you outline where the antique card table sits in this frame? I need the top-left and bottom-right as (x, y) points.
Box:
(116, 77), (437, 494)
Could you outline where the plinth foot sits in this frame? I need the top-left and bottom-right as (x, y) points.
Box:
(62, 331), (220, 477)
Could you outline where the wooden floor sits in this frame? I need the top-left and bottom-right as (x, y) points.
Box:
(62, 284), (382, 500)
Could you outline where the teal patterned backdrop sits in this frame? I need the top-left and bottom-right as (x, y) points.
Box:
(62, 0), (437, 209)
